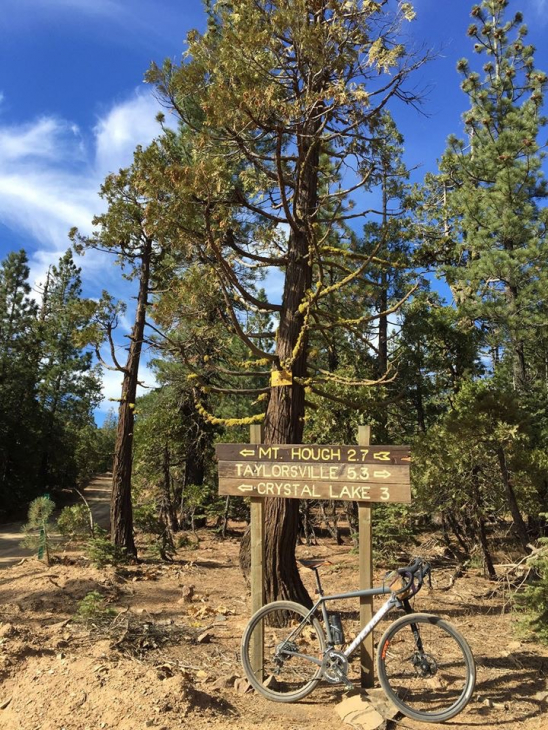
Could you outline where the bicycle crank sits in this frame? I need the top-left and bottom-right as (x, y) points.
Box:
(321, 650), (353, 688)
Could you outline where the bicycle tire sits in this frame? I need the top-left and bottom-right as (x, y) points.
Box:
(377, 612), (476, 723)
(241, 600), (326, 702)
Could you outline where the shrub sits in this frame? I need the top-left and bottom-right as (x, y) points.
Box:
(20, 496), (56, 564)
(57, 503), (93, 541)
(85, 527), (127, 568)
(74, 590), (115, 624)
(515, 538), (548, 644)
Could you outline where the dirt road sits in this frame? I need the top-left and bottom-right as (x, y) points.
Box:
(0, 474), (111, 569)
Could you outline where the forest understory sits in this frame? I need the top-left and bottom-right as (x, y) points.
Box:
(1, 499), (547, 730)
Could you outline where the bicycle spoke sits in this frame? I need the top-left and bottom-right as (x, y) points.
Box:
(378, 614), (475, 723)
(241, 601), (326, 702)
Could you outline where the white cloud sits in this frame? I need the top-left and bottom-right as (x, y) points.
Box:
(528, 0), (548, 22)
(94, 92), (163, 178)
(0, 89), (165, 408)
(0, 89), (164, 274)
(0, 117), (82, 162)
(97, 358), (157, 414)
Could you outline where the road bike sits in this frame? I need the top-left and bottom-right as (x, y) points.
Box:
(241, 557), (476, 723)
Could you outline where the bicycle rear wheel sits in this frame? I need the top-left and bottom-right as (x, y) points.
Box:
(377, 613), (475, 723)
(241, 600), (326, 702)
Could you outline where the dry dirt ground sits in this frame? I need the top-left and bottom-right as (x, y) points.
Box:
(1, 478), (548, 730)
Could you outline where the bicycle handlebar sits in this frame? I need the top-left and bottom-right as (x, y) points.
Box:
(388, 557), (432, 597)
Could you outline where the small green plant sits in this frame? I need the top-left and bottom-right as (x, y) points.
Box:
(515, 536), (548, 644)
(20, 496), (56, 564)
(57, 503), (93, 542)
(74, 590), (116, 624)
(85, 527), (127, 568)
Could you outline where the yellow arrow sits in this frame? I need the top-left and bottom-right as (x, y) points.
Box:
(373, 451), (391, 461)
(239, 449), (255, 457)
(238, 484), (254, 492)
(373, 470), (391, 479)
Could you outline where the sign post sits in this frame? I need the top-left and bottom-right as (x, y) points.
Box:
(358, 425), (373, 688)
(249, 424), (264, 680)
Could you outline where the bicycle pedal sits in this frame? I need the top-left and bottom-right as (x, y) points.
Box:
(341, 676), (354, 690)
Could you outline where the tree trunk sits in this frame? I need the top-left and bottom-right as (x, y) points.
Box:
(239, 136), (319, 605)
(497, 446), (530, 554)
(160, 443), (178, 538)
(470, 466), (497, 580)
(110, 238), (152, 557)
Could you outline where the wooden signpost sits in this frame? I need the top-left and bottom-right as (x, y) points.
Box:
(215, 427), (411, 688)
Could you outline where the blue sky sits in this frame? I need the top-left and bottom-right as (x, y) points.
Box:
(1, 0), (547, 414)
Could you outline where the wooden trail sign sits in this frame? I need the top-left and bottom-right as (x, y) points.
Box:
(215, 443), (411, 503)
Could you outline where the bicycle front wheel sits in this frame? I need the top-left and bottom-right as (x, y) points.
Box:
(241, 600), (326, 703)
(377, 613), (476, 723)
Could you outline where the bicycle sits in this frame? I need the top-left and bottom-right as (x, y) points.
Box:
(241, 557), (476, 723)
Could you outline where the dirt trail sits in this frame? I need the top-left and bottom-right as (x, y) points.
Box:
(0, 474), (111, 569)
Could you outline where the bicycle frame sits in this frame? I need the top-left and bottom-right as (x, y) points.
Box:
(280, 582), (406, 666)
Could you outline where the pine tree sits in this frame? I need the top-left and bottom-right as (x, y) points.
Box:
(36, 250), (102, 491)
(0, 250), (40, 510)
(71, 145), (171, 558)
(146, 0), (426, 604)
(439, 0), (548, 389)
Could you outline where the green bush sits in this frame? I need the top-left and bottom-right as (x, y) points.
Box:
(74, 590), (115, 624)
(85, 527), (127, 568)
(515, 538), (548, 644)
(133, 501), (164, 535)
(57, 504), (93, 541)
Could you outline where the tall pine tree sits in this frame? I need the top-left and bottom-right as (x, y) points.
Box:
(438, 0), (548, 389)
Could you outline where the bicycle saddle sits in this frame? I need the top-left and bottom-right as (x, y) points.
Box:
(298, 559), (332, 569)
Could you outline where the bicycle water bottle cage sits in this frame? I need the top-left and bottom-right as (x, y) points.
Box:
(327, 612), (345, 645)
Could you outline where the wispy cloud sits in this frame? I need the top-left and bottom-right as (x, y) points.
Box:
(0, 89), (165, 408)
(94, 92), (165, 178)
(0, 0), (193, 49)
(0, 90), (163, 265)
(0, 117), (83, 163)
